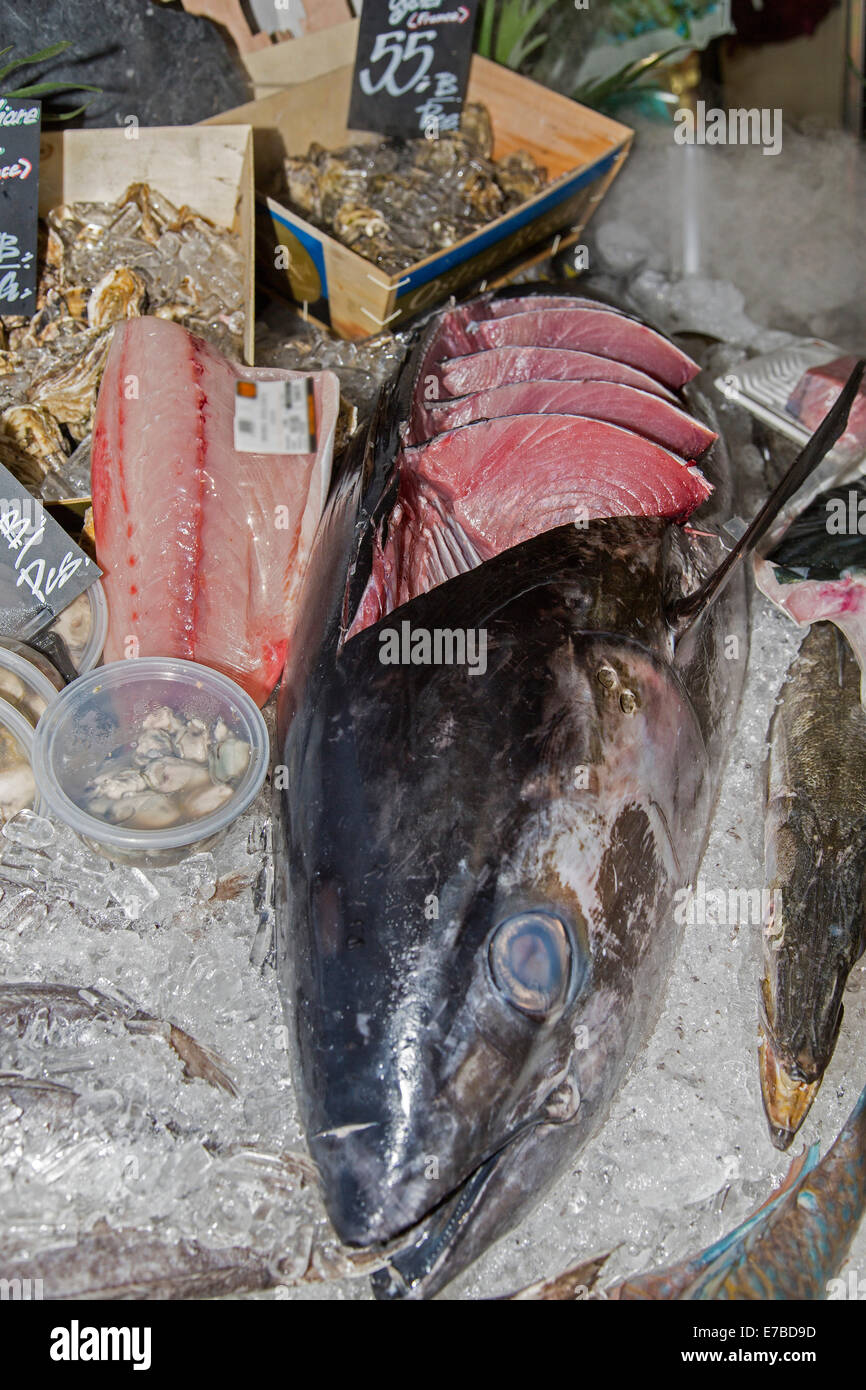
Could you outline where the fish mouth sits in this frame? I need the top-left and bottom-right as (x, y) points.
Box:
(369, 1150), (503, 1300)
(362, 1124), (537, 1300)
(758, 1021), (823, 1150)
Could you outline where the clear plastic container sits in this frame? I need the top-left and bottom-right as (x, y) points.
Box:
(45, 579), (109, 674)
(0, 699), (44, 823)
(0, 643), (63, 726)
(32, 658), (270, 866)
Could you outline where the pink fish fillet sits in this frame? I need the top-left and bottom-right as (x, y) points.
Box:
(468, 307), (700, 389)
(785, 355), (866, 460)
(438, 347), (678, 403)
(92, 318), (339, 706)
(755, 558), (866, 702)
(421, 379), (717, 457)
(349, 415), (710, 635)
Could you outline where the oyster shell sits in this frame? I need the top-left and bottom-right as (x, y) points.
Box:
(87, 267), (147, 330)
(276, 103), (548, 276)
(0, 182), (246, 498)
(27, 330), (114, 438)
(0, 404), (69, 482)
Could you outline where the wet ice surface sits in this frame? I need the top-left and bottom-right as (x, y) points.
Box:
(5, 597), (864, 1302)
(449, 595), (866, 1300)
(2, 118), (866, 1301)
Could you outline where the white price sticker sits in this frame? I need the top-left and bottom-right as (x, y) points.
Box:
(233, 379), (316, 455)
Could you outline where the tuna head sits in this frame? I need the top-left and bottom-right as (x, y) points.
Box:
(277, 530), (711, 1298)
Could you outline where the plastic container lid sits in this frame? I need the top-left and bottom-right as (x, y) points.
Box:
(0, 698), (45, 820)
(32, 657), (269, 853)
(0, 643), (63, 726)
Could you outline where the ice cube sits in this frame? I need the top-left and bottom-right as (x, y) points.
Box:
(2, 810), (56, 849)
(105, 867), (160, 921)
(173, 852), (218, 902)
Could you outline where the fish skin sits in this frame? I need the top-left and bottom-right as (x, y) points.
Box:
(0, 982), (238, 1097)
(508, 1079), (866, 1300)
(761, 621), (866, 1148)
(0, 1225), (294, 1301)
(274, 289), (748, 1299)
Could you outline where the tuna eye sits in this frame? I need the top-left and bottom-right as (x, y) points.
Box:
(488, 912), (572, 1017)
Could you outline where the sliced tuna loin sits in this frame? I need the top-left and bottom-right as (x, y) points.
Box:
(785, 355), (866, 459)
(484, 293), (629, 318)
(92, 317), (339, 705)
(421, 380), (718, 457)
(408, 416), (709, 533)
(468, 307), (700, 389)
(349, 415), (710, 635)
(439, 346), (678, 403)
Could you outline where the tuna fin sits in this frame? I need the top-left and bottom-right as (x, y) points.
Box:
(670, 359), (866, 632)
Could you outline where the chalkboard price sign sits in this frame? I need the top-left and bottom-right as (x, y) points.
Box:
(349, 2), (481, 140)
(0, 96), (40, 316)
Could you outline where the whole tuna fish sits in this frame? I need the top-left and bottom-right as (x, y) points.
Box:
(509, 1077), (866, 1300)
(760, 621), (866, 1148)
(274, 292), (855, 1299)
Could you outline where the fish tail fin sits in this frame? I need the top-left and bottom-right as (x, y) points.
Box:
(669, 359), (866, 634)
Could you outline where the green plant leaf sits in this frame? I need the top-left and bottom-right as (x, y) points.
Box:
(3, 81), (101, 98)
(477, 0), (498, 58)
(574, 44), (686, 109)
(504, 0), (560, 68)
(0, 40), (71, 84)
(43, 102), (92, 122)
(510, 31), (550, 67)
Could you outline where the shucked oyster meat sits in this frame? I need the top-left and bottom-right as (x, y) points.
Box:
(0, 183), (245, 498)
(274, 103), (547, 276)
(82, 707), (250, 832)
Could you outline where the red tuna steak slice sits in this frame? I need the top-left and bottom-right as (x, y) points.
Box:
(349, 415), (711, 635)
(468, 307), (700, 389)
(406, 415), (710, 536)
(484, 294), (629, 318)
(439, 347), (678, 403)
(786, 355), (866, 459)
(92, 317), (339, 706)
(421, 379), (717, 457)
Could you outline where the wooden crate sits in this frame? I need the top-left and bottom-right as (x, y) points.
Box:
(38, 125), (256, 364)
(208, 25), (632, 340)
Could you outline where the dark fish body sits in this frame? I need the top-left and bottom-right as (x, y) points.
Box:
(275, 289), (748, 1298)
(512, 1079), (866, 1300)
(761, 621), (866, 1146)
(0, 1226), (292, 1301)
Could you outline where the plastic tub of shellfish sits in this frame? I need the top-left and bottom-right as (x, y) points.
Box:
(44, 580), (109, 674)
(32, 658), (269, 867)
(0, 644), (63, 726)
(0, 700), (45, 825)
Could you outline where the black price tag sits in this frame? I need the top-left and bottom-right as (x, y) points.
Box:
(348, 1), (480, 140)
(0, 96), (40, 316)
(0, 460), (102, 640)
